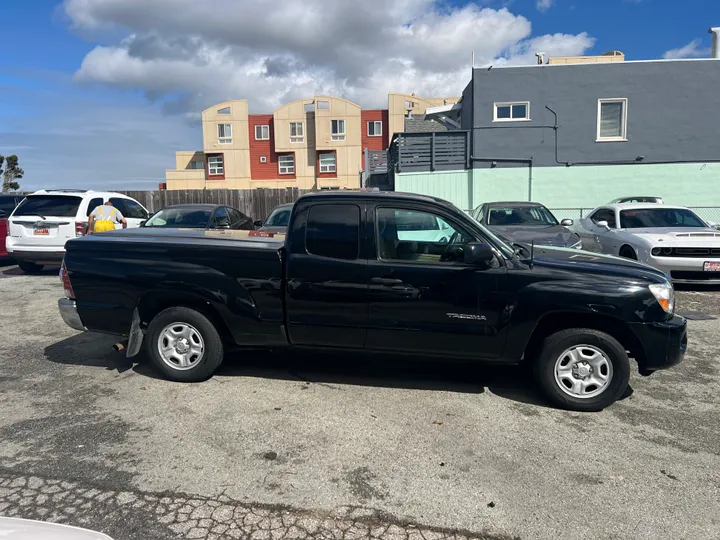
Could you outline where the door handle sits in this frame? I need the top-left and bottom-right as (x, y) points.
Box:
(371, 277), (403, 285)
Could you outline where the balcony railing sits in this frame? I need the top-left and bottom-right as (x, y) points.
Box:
(389, 131), (470, 173)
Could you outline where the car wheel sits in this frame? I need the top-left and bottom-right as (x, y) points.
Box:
(17, 261), (43, 273)
(534, 328), (630, 412)
(146, 307), (224, 382)
(619, 245), (637, 260)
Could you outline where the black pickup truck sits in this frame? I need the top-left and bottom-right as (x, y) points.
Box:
(58, 191), (687, 412)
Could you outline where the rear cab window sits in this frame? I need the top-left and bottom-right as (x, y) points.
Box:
(13, 195), (83, 217)
(305, 204), (360, 260)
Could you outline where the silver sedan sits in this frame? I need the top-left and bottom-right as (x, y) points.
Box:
(574, 203), (720, 284)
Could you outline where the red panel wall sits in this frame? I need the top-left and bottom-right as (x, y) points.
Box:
(249, 114), (283, 180)
(361, 109), (389, 168)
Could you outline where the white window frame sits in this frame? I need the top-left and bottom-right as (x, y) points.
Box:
(218, 123), (232, 144)
(319, 153), (336, 173)
(290, 122), (304, 143)
(331, 119), (346, 141)
(368, 121), (382, 137)
(189, 160), (205, 170)
(493, 102), (530, 123)
(208, 155), (224, 175)
(279, 154), (295, 175)
(596, 98), (628, 142)
(255, 125), (269, 141)
(259, 156), (267, 163)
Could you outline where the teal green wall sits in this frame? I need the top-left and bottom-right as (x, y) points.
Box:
(395, 163), (720, 211)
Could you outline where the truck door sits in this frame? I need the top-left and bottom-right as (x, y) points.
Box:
(285, 202), (368, 348)
(365, 204), (507, 359)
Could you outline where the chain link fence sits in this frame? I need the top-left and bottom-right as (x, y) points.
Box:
(549, 206), (720, 228)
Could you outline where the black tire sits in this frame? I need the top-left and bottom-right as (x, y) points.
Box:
(619, 246), (637, 260)
(17, 261), (43, 273)
(534, 328), (630, 412)
(145, 307), (224, 382)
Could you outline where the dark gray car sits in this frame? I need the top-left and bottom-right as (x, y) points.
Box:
(254, 203), (293, 234)
(471, 202), (582, 249)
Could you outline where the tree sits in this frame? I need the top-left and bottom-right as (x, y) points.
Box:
(0, 155), (23, 192)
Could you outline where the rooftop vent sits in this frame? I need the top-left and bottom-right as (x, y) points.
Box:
(709, 27), (720, 59)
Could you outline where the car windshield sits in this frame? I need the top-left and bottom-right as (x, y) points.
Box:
(395, 211), (440, 231)
(13, 195), (82, 217)
(144, 207), (212, 228)
(264, 207), (291, 227)
(620, 208), (706, 228)
(487, 205), (558, 226)
(461, 205), (515, 258)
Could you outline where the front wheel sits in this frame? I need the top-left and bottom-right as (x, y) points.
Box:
(146, 307), (224, 382)
(534, 328), (630, 412)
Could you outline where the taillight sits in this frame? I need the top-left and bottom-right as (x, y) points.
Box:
(60, 261), (75, 299)
(75, 221), (87, 237)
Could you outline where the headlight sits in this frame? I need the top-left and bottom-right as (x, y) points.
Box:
(649, 282), (674, 314)
(569, 237), (583, 249)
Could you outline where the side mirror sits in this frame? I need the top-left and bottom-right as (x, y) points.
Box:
(561, 218), (573, 227)
(596, 220), (610, 230)
(464, 242), (495, 267)
(254, 220), (263, 227)
(139, 220), (147, 227)
(707, 221), (717, 229)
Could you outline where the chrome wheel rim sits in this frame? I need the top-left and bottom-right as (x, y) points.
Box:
(157, 322), (205, 371)
(554, 344), (613, 399)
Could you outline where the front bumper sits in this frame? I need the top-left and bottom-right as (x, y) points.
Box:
(651, 256), (720, 284)
(58, 298), (85, 331)
(629, 315), (687, 374)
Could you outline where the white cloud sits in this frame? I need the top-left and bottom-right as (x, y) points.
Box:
(64, 0), (594, 114)
(536, 0), (554, 12)
(663, 39), (710, 60)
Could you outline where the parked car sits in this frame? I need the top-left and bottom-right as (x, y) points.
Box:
(609, 196), (664, 204)
(0, 193), (24, 258)
(574, 203), (720, 284)
(59, 191), (686, 412)
(143, 204), (254, 231)
(0, 516), (114, 539)
(255, 203), (293, 234)
(471, 201), (582, 249)
(6, 189), (148, 273)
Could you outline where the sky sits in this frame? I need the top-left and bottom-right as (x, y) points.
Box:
(0, 0), (718, 190)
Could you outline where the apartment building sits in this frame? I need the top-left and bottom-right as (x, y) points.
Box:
(165, 93), (458, 190)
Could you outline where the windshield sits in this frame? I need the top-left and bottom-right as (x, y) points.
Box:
(620, 208), (706, 229)
(460, 204), (515, 258)
(145, 207), (212, 228)
(13, 195), (82, 217)
(487, 205), (558, 226)
(264, 207), (291, 227)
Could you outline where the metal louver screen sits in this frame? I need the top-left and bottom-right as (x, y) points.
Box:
(600, 102), (624, 138)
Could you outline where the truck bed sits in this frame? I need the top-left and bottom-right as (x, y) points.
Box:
(64, 228), (288, 347)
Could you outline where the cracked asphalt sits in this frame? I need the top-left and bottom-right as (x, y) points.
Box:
(1, 264), (719, 539)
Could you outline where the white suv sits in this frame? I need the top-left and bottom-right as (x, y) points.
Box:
(7, 189), (149, 273)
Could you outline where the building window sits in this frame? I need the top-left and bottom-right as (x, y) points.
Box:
(189, 160), (205, 170)
(279, 154), (295, 175)
(597, 98), (628, 142)
(304, 103), (315, 113)
(208, 155), (224, 175)
(255, 125), (269, 140)
(368, 121), (382, 137)
(217, 106), (231, 115)
(317, 101), (330, 110)
(404, 100), (416, 109)
(493, 102), (530, 122)
(319, 153), (336, 173)
(260, 156), (267, 163)
(331, 119), (346, 141)
(290, 122), (304, 143)
(218, 124), (232, 144)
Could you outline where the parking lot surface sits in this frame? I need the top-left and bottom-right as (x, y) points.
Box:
(0, 264), (719, 540)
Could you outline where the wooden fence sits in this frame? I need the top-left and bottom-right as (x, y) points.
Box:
(118, 188), (311, 219)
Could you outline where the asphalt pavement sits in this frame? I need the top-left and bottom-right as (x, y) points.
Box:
(0, 264), (719, 540)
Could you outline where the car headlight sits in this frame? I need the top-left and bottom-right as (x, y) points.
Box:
(569, 237), (583, 249)
(649, 282), (674, 314)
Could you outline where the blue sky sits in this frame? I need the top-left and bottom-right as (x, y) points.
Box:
(1, 0), (718, 190)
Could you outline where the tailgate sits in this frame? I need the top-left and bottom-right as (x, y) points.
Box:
(9, 195), (82, 248)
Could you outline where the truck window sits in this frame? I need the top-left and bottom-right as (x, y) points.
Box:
(306, 204), (360, 260)
(377, 208), (473, 263)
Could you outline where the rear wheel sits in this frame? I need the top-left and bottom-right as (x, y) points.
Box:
(17, 261), (43, 273)
(146, 307), (224, 382)
(534, 328), (630, 412)
(619, 245), (637, 260)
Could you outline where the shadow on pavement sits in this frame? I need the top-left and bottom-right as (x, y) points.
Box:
(44, 332), (561, 409)
(0, 265), (61, 278)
